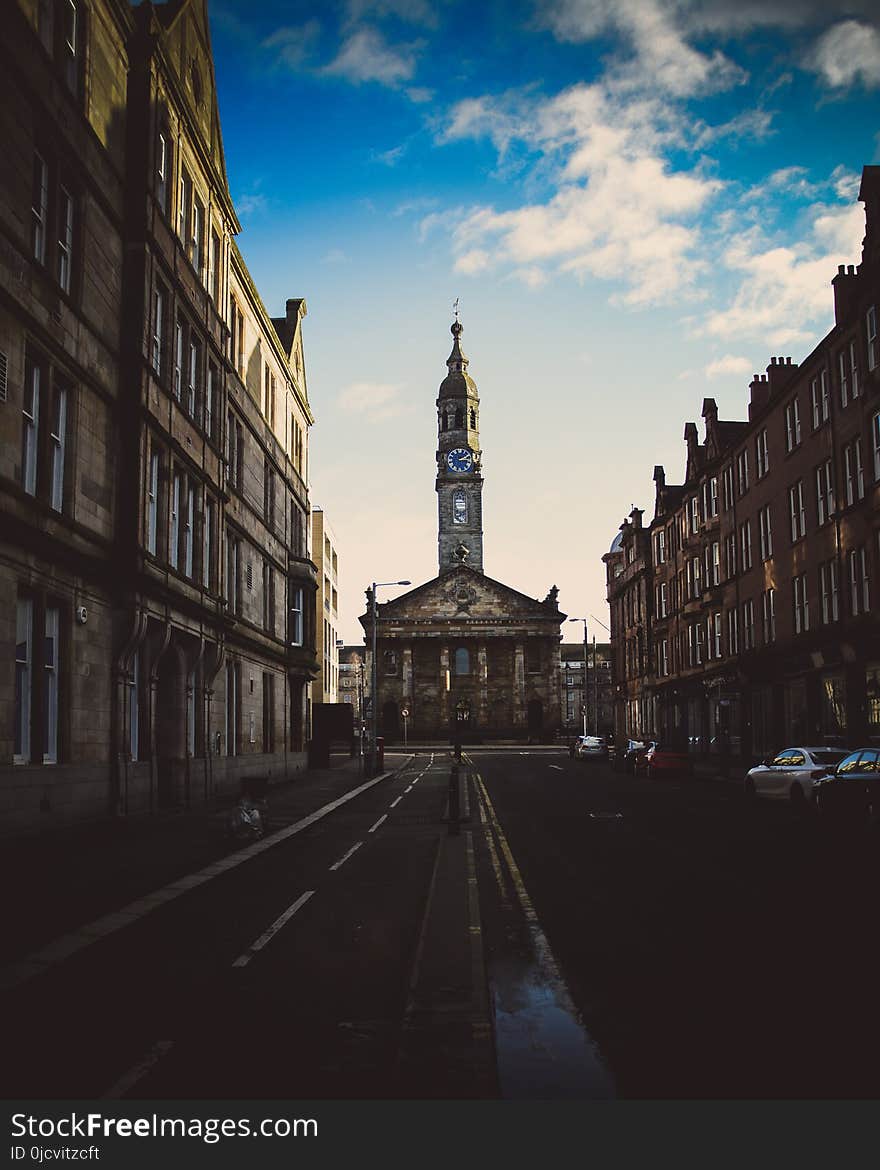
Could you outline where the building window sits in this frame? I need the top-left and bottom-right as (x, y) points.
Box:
(173, 317), (183, 401)
(30, 149), (76, 295)
(264, 461), (276, 531)
(725, 532), (737, 579)
(849, 547), (870, 616)
(57, 185), (73, 294)
(209, 229), (220, 304)
(820, 560), (839, 625)
(453, 488), (468, 525)
(742, 599), (755, 651)
(186, 334), (199, 417)
(454, 647), (471, 675)
(867, 305), (878, 371)
(226, 659), (240, 756)
(816, 459), (834, 527)
(43, 605), (60, 763)
(758, 504), (772, 561)
(708, 612), (722, 659)
(170, 472), (181, 570)
(151, 282), (165, 377)
(740, 520), (752, 572)
(872, 412), (880, 482)
(263, 673), (275, 754)
(226, 530), (240, 616)
(203, 495), (215, 590)
(810, 370), (830, 428)
(655, 529), (666, 564)
(290, 586), (303, 646)
(156, 129), (171, 217)
(21, 357), (41, 496)
(128, 651), (140, 761)
(839, 347), (850, 407)
(205, 362), (216, 440)
(793, 573), (809, 635)
(146, 450), (160, 555)
(761, 588), (776, 644)
(844, 438), (864, 505)
(191, 197), (204, 278)
(14, 597), (33, 764)
(177, 169), (192, 247)
(722, 466), (734, 511)
(702, 476), (718, 520)
(736, 449), (749, 495)
(785, 398), (801, 452)
(850, 338), (860, 398)
(32, 151), (48, 264)
(789, 480), (806, 542)
(183, 480), (195, 578)
(657, 581), (668, 618)
(263, 560), (275, 634)
(728, 607), (739, 655)
(226, 411), (243, 490)
(49, 380), (68, 512)
(755, 429), (769, 478)
(690, 496), (700, 535)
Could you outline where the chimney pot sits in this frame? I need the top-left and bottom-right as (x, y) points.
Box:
(838, 264), (846, 275)
(848, 264), (855, 274)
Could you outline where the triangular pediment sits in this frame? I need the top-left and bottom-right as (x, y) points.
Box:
(360, 567), (566, 629)
(158, 0), (232, 211)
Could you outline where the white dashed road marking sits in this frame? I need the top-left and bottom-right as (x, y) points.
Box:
(232, 890), (316, 968)
(329, 842), (363, 871)
(368, 815), (388, 833)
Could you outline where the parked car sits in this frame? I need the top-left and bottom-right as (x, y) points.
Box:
(814, 748), (880, 824)
(575, 735), (607, 761)
(643, 743), (694, 779)
(616, 739), (654, 774)
(743, 746), (850, 807)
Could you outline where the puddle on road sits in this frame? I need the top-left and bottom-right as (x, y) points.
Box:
(491, 956), (615, 1099)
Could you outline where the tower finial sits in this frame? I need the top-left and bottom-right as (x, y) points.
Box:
(453, 297), (460, 323)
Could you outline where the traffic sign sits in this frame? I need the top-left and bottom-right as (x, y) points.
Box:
(401, 708), (410, 717)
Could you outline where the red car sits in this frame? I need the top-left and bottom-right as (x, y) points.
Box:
(643, 743), (694, 779)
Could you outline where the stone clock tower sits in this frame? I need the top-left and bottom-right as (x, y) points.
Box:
(436, 315), (484, 574)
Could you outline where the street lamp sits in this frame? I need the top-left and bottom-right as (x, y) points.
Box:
(569, 618), (589, 736)
(590, 614), (610, 737)
(368, 579), (410, 776)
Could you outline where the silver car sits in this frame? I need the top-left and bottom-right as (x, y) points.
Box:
(743, 746), (849, 807)
(575, 735), (607, 761)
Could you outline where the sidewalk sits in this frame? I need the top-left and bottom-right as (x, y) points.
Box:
(0, 751), (408, 965)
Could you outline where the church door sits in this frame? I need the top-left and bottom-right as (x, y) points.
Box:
(527, 698), (543, 737)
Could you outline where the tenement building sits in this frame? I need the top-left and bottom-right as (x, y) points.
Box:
(1, 0), (318, 832)
(360, 316), (565, 742)
(311, 507), (340, 704)
(605, 165), (880, 760)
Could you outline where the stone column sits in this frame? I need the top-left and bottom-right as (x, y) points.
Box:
(478, 643), (488, 726)
(439, 644), (450, 732)
(514, 642), (526, 728)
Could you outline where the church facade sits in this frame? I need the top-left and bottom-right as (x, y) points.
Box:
(360, 318), (565, 742)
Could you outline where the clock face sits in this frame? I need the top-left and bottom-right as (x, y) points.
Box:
(446, 447), (473, 473)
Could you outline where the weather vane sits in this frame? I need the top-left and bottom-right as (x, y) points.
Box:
(453, 297), (460, 322)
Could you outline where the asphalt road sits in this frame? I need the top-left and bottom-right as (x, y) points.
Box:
(4, 747), (879, 1101)
(470, 748), (880, 1099)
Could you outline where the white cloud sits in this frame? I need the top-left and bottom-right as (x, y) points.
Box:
(705, 354), (753, 378)
(337, 381), (413, 419)
(235, 193), (267, 218)
(441, 83), (720, 304)
(323, 26), (419, 87)
(808, 20), (880, 89)
(704, 199), (865, 345)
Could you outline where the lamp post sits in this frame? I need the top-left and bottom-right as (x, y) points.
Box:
(368, 579), (410, 777)
(590, 614), (611, 737)
(569, 618), (588, 736)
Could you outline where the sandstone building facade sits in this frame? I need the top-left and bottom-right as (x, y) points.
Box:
(360, 318), (565, 742)
(605, 166), (880, 760)
(1, 0), (318, 832)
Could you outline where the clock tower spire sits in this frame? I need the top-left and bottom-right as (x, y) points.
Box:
(436, 311), (483, 575)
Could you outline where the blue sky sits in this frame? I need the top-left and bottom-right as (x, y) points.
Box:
(209, 0), (880, 643)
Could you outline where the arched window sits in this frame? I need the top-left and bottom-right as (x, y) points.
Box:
(453, 489), (467, 525)
(470, 408), (476, 428)
(383, 649), (398, 675)
(441, 410), (448, 432)
(454, 647), (470, 675)
(455, 407), (463, 428)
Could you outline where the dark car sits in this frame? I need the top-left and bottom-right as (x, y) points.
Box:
(814, 748), (880, 824)
(616, 739), (654, 774)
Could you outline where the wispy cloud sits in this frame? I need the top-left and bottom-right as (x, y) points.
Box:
(337, 381), (414, 419)
(703, 193), (864, 345)
(322, 26), (420, 87)
(235, 192), (268, 218)
(705, 354), (753, 379)
(262, 21), (321, 70)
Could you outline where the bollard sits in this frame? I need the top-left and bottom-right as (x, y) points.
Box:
(448, 764), (460, 835)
